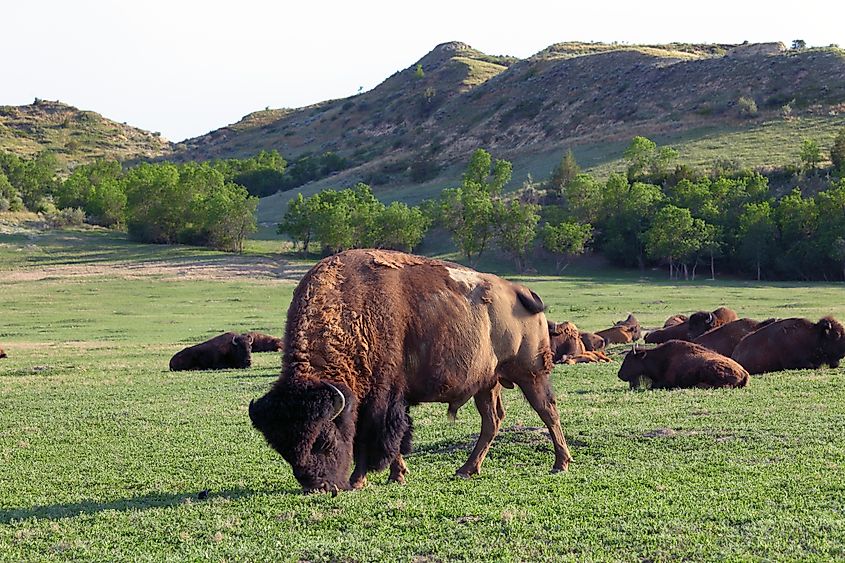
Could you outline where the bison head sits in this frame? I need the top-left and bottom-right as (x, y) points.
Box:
(618, 346), (648, 388)
(249, 379), (357, 493)
(687, 311), (717, 339)
(817, 316), (845, 368)
(0, 348), (6, 359)
(232, 333), (254, 368)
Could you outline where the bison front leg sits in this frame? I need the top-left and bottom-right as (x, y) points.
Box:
(456, 384), (504, 478)
(517, 378), (572, 472)
(388, 454), (409, 484)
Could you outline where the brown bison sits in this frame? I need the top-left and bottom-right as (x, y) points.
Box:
(249, 249), (572, 493)
(614, 313), (642, 341)
(644, 320), (690, 344)
(580, 331), (606, 351)
(246, 331), (284, 352)
(0, 346), (6, 359)
(548, 321), (610, 364)
(663, 314), (688, 328)
(618, 341), (749, 389)
(731, 316), (845, 374)
(169, 332), (253, 371)
(596, 324), (638, 345)
(686, 307), (739, 339)
(693, 318), (777, 357)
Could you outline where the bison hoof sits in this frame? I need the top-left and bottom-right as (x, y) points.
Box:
(350, 477), (368, 490)
(454, 468), (478, 479)
(551, 461), (571, 473)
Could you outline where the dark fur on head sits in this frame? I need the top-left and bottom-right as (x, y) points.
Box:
(817, 316), (845, 368)
(249, 379), (358, 493)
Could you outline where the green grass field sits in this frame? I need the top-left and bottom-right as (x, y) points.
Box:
(3, 225), (845, 560)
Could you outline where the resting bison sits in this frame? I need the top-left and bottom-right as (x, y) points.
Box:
(249, 250), (572, 493)
(246, 331), (284, 352)
(169, 332), (253, 371)
(614, 313), (642, 341)
(548, 321), (584, 362)
(693, 318), (776, 357)
(618, 341), (749, 389)
(687, 307), (739, 339)
(580, 331), (606, 351)
(0, 346), (6, 359)
(663, 314), (688, 328)
(731, 316), (845, 374)
(596, 324), (637, 345)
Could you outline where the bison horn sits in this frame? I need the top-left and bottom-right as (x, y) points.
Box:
(232, 335), (238, 345)
(707, 312), (714, 324)
(325, 382), (346, 421)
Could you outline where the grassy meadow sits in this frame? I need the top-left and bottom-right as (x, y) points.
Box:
(3, 224), (845, 560)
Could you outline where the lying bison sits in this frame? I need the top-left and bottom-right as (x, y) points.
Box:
(246, 331), (284, 352)
(0, 346), (6, 359)
(169, 332), (253, 371)
(731, 316), (845, 374)
(663, 314), (688, 328)
(595, 324), (637, 345)
(249, 249), (573, 493)
(618, 341), (749, 389)
(548, 321), (610, 364)
(693, 318), (776, 357)
(686, 307), (739, 339)
(580, 331), (606, 351)
(614, 313), (642, 341)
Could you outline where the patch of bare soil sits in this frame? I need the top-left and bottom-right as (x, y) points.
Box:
(0, 255), (309, 283)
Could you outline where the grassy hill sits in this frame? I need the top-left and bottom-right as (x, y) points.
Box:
(168, 41), (845, 220)
(0, 99), (173, 167)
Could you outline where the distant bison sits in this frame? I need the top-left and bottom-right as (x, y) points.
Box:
(614, 313), (642, 341)
(731, 316), (845, 374)
(548, 321), (610, 364)
(687, 307), (739, 339)
(246, 332), (284, 352)
(169, 332), (253, 371)
(0, 346), (6, 359)
(595, 324), (638, 345)
(693, 318), (776, 357)
(249, 249), (572, 493)
(580, 331), (606, 351)
(644, 320), (690, 344)
(548, 321), (585, 362)
(618, 340), (749, 389)
(663, 314), (688, 328)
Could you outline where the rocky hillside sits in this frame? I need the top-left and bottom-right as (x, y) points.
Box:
(0, 99), (173, 166)
(173, 41), (845, 209)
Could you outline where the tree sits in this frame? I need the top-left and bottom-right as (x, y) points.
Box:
(792, 39), (807, 50)
(600, 176), (665, 269)
(737, 201), (775, 280)
(493, 199), (540, 271)
(800, 138), (822, 171)
(562, 173), (602, 223)
(0, 171), (24, 212)
(622, 136), (677, 181)
(830, 128), (845, 173)
(277, 193), (315, 255)
(415, 63), (425, 79)
(541, 221), (593, 273)
(373, 202), (430, 252)
(644, 205), (705, 280)
(548, 149), (580, 197)
(737, 96), (758, 118)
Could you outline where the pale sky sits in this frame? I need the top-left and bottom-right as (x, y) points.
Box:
(3, 0), (844, 142)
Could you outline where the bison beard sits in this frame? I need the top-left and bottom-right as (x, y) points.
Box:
(249, 249), (572, 493)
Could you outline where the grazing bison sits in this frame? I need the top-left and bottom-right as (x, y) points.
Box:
(618, 341), (749, 389)
(731, 316), (845, 374)
(169, 332), (253, 371)
(246, 331), (284, 352)
(249, 249), (572, 493)
(663, 314), (688, 328)
(580, 331), (606, 351)
(687, 307), (739, 339)
(693, 318), (777, 357)
(596, 324), (638, 345)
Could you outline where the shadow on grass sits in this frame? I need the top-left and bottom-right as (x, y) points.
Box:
(0, 487), (296, 524)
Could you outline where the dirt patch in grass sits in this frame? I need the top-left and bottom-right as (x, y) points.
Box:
(0, 255), (308, 283)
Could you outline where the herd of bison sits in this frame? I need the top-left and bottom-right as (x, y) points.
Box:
(3, 248), (845, 494)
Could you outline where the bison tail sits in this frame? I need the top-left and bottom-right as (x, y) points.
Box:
(516, 287), (546, 315)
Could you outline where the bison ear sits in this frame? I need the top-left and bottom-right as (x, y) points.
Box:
(548, 321), (562, 336)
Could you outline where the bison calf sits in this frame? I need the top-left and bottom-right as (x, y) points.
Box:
(618, 340), (749, 389)
(731, 316), (845, 374)
(246, 331), (284, 352)
(169, 332), (253, 371)
(580, 331), (606, 351)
